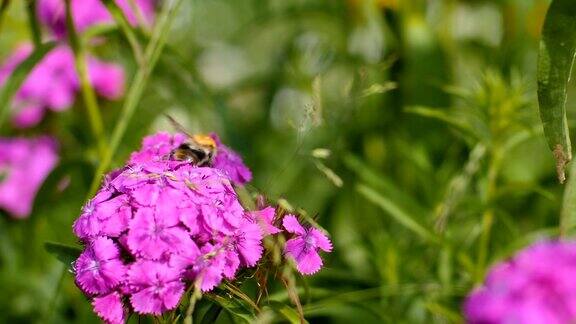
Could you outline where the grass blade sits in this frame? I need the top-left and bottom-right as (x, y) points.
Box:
(65, 0), (108, 158)
(356, 184), (442, 245)
(537, 0), (576, 183)
(100, 0), (144, 64)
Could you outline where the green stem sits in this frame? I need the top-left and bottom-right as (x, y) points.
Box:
(101, 0), (144, 64)
(26, 0), (41, 46)
(0, 0), (11, 36)
(65, 0), (108, 159)
(475, 150), (501, 283)
(87, 0), (183, 197)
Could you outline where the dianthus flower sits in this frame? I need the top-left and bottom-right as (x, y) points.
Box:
(129, 132), (252, 185)
(464, 240), (576, 324)
(73, 132), (332, 322)
(73, 159), (266, 321)
(37, 0), (156, 38)
(0, 136), (58, 218)
(283, 215), (332, 275)
(0, 44), (125, 128)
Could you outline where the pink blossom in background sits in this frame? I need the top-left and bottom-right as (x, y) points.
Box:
(283, 214), (332, 275)
(464, 241), (576, 324)
(0, 44), (125, 128)
(0, 136), (58, 218)
(37, 0), (156, 38)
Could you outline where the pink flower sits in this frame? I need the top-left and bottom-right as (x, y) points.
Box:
(92, 292), (126, 324)
(129, 132), (187, 164)
(74, 237), (127, 295)
(210, 134), (252, 185)
(465, 241), (576, 324)
(37, 0), (156, 38)
(282, 215), (332, 275)
(0, 44), (125, 128)
(126, 202), (193, 260)
(128, 260), (185, 315)
(73, 151), (266, 318)
(0, 136), (58, 218)
(73, 195), (132, 240)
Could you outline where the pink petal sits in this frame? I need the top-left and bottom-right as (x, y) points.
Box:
(282, 215), (305, 235)
(92, 292), (125, 324)
(310, 228), (333, 252)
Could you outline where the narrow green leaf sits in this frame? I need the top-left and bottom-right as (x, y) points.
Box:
(537, 0), (576, 183)
(0, 0), (11, 36)
(265, 301), (307, 324)
(356, 184), (442, 245)
(100, 0), (144, 64)
(0, 42), (56, 130)
(44, 242), (82, 266)
(205, 294), (255, 324)
(65, 0), (108, 159)
(26, 0), (41, 46)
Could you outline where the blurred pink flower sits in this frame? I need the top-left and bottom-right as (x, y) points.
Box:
(0, 136), (58, 218)
(0, 44), (125, 128)
(465, 240), (576, 324)
(37, 0), (156, 38)
(283, 215), (332, 275)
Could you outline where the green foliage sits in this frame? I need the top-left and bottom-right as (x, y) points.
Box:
(0, 0), (569, 323)
(537, 0), (576, 183)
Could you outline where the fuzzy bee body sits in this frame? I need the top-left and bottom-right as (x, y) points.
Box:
(165, 115), (217, 166)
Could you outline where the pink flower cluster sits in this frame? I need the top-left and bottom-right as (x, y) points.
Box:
(465, 241), (576, 324)
(72, 132), (331, 323)
(0, 44), (124, 128)
(0, 136), (59, 218)
(38, 0), (156, 38)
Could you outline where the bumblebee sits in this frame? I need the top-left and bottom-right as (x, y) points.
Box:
(165, 115), (217, 166)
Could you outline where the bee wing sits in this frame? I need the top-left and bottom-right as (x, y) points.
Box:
(164, 114), (194, 138)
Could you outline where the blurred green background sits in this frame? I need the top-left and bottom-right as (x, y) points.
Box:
(0, 0), (563, 323)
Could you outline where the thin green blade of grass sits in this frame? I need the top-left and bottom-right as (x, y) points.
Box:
(0, 0), (10, 35)
(65, 0), (108, 159)
(88, 0), (184, 196)
(344, 154), (428, 217)
(0, 41), (56, 131)
(100, 0), (144, 64)
(25, 0), (41, 46)
(537, 0), (576, 183)
(356, 184), (442, 245)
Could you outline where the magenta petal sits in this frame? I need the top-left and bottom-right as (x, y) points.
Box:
(92, 292), (125, 324)
(294, 249), (323, 275)
(282, 215), (305, 235)
(310, 228), (333, 252)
